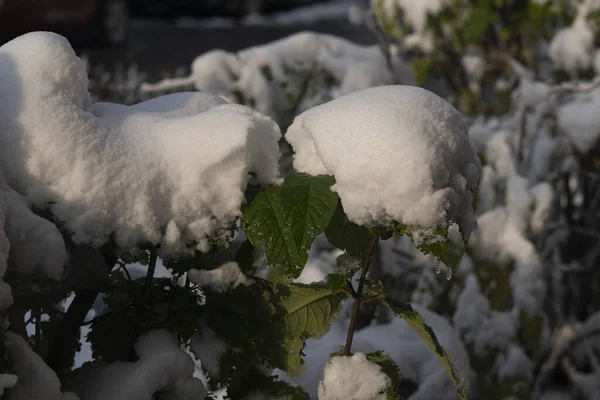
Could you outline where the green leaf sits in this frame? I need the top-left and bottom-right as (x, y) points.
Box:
(366, 351), (403, 392)
(272, 283), (345, 375)
(380, 298), (467, 400)
(463, 7), (497, 43)
(202, 281), (343, 378)
(325, 253), (361, 292)
(394, 223), (465, 274)
(243, 173), (339, 278)
(410, 57), (436, 86)
(325, 200), (373, 259)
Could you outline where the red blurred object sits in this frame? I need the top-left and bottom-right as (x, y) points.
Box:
(0, 0), (130, 46)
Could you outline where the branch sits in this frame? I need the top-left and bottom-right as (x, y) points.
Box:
(141, 247), (158, 314)
(45, 244), (115, 373)
(344, 238), (377, 356)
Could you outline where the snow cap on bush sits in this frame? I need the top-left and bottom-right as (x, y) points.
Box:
(0, 32), (282, 258)
(317, 353), (391, 400)
(286, 85), (481, 244)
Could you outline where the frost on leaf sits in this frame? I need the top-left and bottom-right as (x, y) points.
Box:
(0, 32), (281, 258)
(287, 85), (480, 267)
(243, 173), (339, 278)
(317, 353), (393, 400)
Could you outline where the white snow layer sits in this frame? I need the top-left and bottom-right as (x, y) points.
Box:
(4, 332), (78, 400)
(71, 329), (206, 400)
(0, 32), (281, 258)
(187, 262), (250, 293)
(317, 353), (391, 400)
(286, 85), (481, 243)
(549, 17), (594, 76)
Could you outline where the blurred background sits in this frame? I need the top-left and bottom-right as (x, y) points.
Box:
(0, 0), (371, 101)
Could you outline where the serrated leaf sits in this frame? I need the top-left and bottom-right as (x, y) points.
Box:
(394, 223), (465, 274)
(326, 253), (361, 292)
(380, 298), (467, 400)
(366, 351), (403, 392)
(273, 283), (345, 375)
(243, 173), (339, 278)
(325, 200), (373, 258)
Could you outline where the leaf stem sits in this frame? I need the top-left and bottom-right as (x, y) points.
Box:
(344, 238), (377, 356)
(142, 247), (158, 313)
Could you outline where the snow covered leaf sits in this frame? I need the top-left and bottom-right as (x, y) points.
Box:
(395, 223), (466, 274)
(325, 200), (373, 259)
(381, 298), (467, 400)
(243, 173), (339, 278)
(0, 32), (282, 258)
(286, 86), (480, 249)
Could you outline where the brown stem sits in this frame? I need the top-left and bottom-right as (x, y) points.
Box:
(344, 239), (377, 356)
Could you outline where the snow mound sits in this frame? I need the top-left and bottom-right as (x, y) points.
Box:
(71, 329), (206, 400)
(0, 32), (281, 258)
(188, 262), (250, 293)
(4, 332), (78, 400)
(286, 85), (481, 243)
(317, 353), (391, 400)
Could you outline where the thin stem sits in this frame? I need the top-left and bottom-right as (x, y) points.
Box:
(344, 238), (377, 356)
(142, 247), (158, 314)
(34, 307), (41, 353)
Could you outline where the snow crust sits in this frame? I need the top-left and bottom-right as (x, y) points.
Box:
(287, 85), (481, 243)
(317, 353), (391, 400)
(0, 32), (281, 258)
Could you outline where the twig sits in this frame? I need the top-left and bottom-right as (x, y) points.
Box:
(34, 307), (41, 353)
(141, 247), (158, 314)
(344, 238), (377, 356)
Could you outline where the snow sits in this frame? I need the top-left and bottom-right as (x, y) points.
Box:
(549, 17), (594, 76)
(0, 374), (18, 396)
(462, 52), (485, 94)
(3, 189), (68, 279)
(280, 304), (472, 400)
(557, 86), (600, 153)
(497, 344), (532, 381)
(188, 262), (250, 293)
(189, 326), (229, 378)
(71, 329), (206, 400)
(317, 353), (391, 400)
(286, 85), (481, 244)
(141, 32), (415, 123)
(4, 332), (78, 400)
(0, 32), (281, 258)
